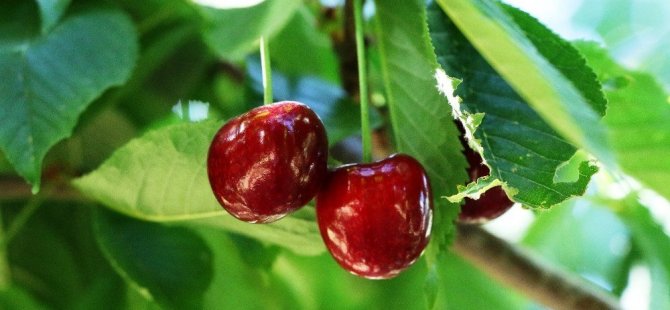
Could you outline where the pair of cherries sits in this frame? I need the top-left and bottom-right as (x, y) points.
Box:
(207, 101), (431, 279)
(207, 101), (513, 279)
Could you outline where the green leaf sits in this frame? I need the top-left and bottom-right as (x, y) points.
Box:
(373, 0), (468, 248)
(94, 209), (214, 309)
(199, 0), (301, 61)
(196, 227), (300, 309)
(615, 198), (670, 309)
(434, 0), (614, 167)
(0, 1), (40, 47)
(0, 8), (138, 191)
(573, 0), (670, 88)
(500, 4), (607, 117)
(3, 203), (124, 309)
(374, 1), (468, 304)
(0, 286), (46, 310)
(192, 207), (324, 256)
(73, 120), (324, 255)
(428, 3), (599, 208)
(73, 120), (222, 221)
(523, 200), (633, 295)
(35, 0), (71, 33)
(576, 42), (670, 201)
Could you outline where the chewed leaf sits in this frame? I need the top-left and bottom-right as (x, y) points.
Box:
(433, 0), (614, 168)
(428, 2), (599, 208)
(445, 176), (504, 203)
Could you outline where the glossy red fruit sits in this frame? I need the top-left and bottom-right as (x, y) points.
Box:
(458, 141), (514, 224)
(207, 101), (328, 223)
(316, 154), (432, 279)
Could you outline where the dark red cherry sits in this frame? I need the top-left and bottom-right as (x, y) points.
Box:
(316, 154), (432, 279)
(459, 185), (513, 224)
(457, 138), (514, 224)
(207, 101), (328, 223)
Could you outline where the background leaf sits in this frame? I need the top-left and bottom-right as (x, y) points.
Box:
(73, 120), (324, 255)
(199, 0), (301, 61)
(428, 3), (598, 208)
(35, 0), (71, 33)
(434, 251), (530, 309)
(573, 0), (670, 89)
(269, 7), (340, 83)
(523, 200), (633, 294)
(0, 7), (138, 190)
(2, 203), (124, 309)
(614, 197), (670, 310)
(0, 286), (46, 310)
(576, 42), (670, 201)
(94, 209), (214, 309)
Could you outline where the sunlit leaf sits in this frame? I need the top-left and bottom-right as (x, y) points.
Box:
(73, 120), (324, 255)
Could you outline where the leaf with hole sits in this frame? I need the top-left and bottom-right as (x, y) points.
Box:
(428, 2), (599, 208)
(433, 0), (613, 167)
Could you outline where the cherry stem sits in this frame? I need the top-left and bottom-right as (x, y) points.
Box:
(354, 0), (372, 162)
(181, 100), (190, 122)
(0, 211), (10, 289)
(260, 36), (273, 105)
(1, 185), (50, 247)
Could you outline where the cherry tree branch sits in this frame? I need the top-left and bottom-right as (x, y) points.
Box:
(454, 224), (621, 310)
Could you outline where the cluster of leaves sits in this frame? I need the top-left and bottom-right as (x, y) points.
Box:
(1, 0), (670, 308)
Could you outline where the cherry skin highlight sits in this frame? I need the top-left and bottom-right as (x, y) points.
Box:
(207, 101), (328, 223)
(316, 154), (432, 279)
(457, 137), (514, 224)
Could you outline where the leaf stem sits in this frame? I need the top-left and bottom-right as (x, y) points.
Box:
(0, 210), (11, 289)
(2, 187), (50, 246)
(181, 101), (190, 122)
(354, 0), (372, 162)
(260, 36), (273, 105)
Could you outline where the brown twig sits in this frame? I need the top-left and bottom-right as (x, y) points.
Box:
(0, 177), (84, 203)
(333, 0), (360, 100)
(454, 224), (622, 310)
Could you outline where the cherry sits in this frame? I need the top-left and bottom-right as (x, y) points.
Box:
(207, 101), (328, 223)
(316, 154), (432, 279)
(455, 122), (514, 224)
